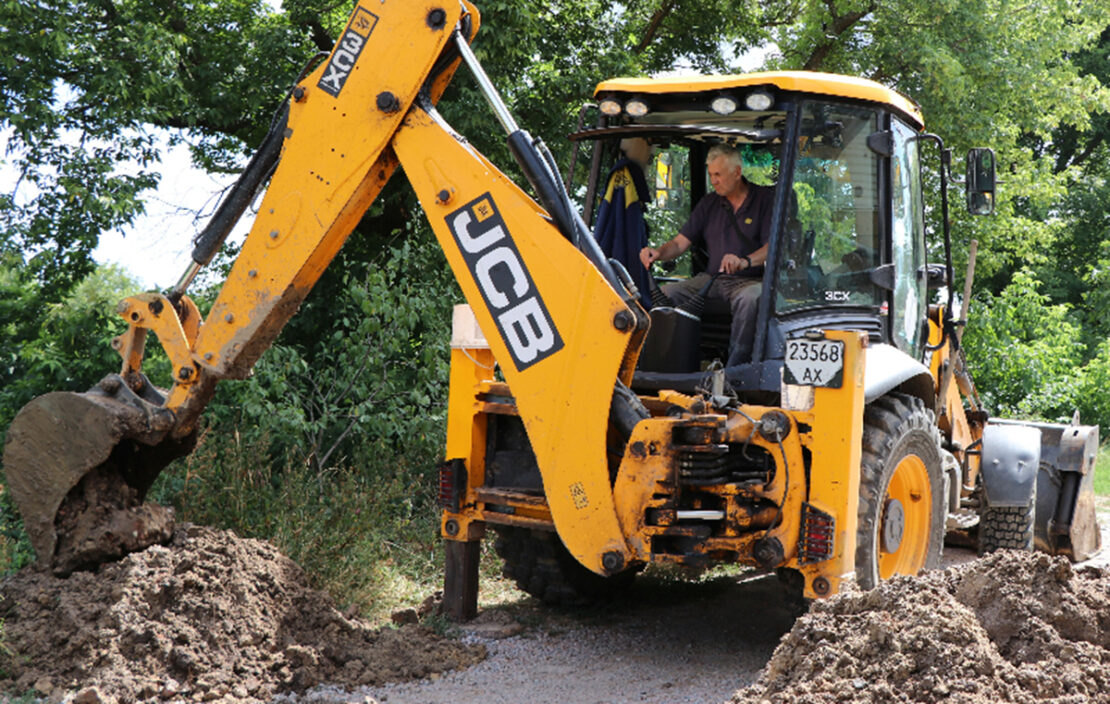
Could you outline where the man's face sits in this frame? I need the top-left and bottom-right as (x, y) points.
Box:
(707, 156), (743, 197)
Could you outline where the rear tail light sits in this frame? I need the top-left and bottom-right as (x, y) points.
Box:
(799, 502), (835, 564)
(438, 459), (467, 512)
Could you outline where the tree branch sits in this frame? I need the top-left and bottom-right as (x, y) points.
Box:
(802, 2), (875, 71)
(634, 0), (677, 55)
(315, 413), (360, 471)
(306, 20), (335, 53)
(1068, 133), (1105, 169)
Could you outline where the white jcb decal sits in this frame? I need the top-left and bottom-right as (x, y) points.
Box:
(448, 197), (564, 369)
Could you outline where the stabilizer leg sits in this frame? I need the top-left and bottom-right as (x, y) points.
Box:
(443, 540), (480, 621)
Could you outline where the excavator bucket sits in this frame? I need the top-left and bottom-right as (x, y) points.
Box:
(1029, 421), (1101, 562)
(2, 374), (194, 575)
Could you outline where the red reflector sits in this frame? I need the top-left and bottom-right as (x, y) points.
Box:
(799, 502), (836, 565)
(438, 459), (466, 512)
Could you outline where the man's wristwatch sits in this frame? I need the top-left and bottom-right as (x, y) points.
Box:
(741, 255), (752, 269)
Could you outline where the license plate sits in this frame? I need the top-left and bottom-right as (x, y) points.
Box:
(784, 338), (844, 388)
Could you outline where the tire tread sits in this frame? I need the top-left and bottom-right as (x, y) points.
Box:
(979, 503), (1035, 553)
(493, 526), (636, 606)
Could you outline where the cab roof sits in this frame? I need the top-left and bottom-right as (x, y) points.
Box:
(594, 71), (924, 129)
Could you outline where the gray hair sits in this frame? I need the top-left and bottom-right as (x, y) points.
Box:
(706, 143), (743, 170)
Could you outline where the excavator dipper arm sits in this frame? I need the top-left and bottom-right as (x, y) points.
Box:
(3, 1), (642, 575)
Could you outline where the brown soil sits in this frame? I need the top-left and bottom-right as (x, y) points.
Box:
(51, 466), (176, 577)
(0, 524), (485, 703)
(736, 551), (1110, 703)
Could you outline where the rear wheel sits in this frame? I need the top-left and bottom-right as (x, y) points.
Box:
(493, 526), (637, 606)
(856, 393), (945, 590)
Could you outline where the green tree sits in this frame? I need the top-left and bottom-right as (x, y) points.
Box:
(962, 269), (1085, 420)
(771, 0), (1110, 285)
(0, 0), (314, 297)
(202, 235), (455, 473)
(0, 257), (163, 431)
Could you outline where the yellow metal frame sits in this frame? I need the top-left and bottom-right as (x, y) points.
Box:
(791, 330), (867, 596)
(396, 103), (639, 574)
(113, 1), (483, 433)
(446, 328), (870, 597)
(192, 1), (467, 382)
(927, 307), (983, 490)
(113, 293), (201, 386)
(104, 0), (643, 575)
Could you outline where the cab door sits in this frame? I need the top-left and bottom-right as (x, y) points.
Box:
(890, 118), (928, 358)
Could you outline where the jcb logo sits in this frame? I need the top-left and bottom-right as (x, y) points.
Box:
(448, 195), (564, 370)
(317, 8), (378, 97)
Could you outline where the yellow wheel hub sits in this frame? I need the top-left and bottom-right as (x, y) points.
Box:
(878, 453), (932, 580)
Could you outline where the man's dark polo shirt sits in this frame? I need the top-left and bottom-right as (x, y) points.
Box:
(680, 180), (774, 278)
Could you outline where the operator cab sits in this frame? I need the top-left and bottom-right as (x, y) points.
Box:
(574, 72), (934, 399)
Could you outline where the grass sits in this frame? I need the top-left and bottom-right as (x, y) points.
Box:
(1093, 441), (1110, 498)
(149, 428), (455, 624)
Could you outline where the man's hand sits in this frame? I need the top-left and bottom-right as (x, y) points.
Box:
(719, 253), (749, 274)
(640, 235), (690, 270)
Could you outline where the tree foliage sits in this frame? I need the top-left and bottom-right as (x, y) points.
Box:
(0, 0), (316, 296)
(199, 234), (456, 473)
(0, 256), (165, 431)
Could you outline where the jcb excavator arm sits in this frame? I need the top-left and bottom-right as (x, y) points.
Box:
(3, 1), (646, 575)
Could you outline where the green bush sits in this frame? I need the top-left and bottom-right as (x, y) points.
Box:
(0, 257), (167, 431)
(963, 269), (1085, 421)
(964, 268), (1110, 436)
(197, 235), (454, 471)
(1072, 340), (1110, 434)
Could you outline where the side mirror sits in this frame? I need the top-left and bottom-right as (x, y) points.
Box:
(966, 147), (996, 215)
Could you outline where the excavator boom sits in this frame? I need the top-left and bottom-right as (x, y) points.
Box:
(3, 0), (645, 575)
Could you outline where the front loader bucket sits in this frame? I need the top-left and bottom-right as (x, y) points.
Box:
(2, 375), (194, 575)
(1025, 421), (1101, 562)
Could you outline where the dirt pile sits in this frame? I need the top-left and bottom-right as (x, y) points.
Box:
(736, 551), (1110, 703)
(0, 524), (485, 703)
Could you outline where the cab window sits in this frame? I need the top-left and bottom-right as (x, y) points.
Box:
(778, 102), (882, 312)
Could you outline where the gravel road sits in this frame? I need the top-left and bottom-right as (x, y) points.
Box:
(286, 557), (980, 704)
(283, 569), (799, 704)
(285, 511), (1110, 704)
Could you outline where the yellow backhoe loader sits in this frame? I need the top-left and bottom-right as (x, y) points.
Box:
(3, 1), (1100, 619)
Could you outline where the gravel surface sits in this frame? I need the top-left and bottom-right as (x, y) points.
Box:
(289, 570), (800, 704)
(282, 511), (1110, 704)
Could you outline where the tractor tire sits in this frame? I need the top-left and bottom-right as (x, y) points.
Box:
(493, 526), (637, 606)
(856, 393), (946, 590)
(978, 502), (1035, 554)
